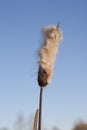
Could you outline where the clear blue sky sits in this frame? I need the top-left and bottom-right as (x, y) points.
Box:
(0, 0), (87, 130)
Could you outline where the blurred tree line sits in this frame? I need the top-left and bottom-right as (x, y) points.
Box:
(72, 120), (87, 130)
(0, 113), (87, 130)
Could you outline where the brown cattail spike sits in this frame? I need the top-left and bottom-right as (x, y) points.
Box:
(38, 66), (48, 87)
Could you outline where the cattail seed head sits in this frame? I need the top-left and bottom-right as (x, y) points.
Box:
(38, 23), (63, 87)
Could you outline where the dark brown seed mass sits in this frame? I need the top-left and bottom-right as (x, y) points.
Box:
(38, 66), (48, 87)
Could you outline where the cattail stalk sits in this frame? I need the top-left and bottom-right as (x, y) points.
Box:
(38, 87), (43, 130)
(37, 22), (63, 130)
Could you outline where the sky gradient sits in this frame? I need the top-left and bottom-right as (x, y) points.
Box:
(0, 1), (87, 130)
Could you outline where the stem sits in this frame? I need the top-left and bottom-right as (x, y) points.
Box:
(38, 87), (43, 130)
(57, 21), (60, 28)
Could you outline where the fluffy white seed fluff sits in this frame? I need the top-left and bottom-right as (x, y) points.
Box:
(39, 25), (63, 84)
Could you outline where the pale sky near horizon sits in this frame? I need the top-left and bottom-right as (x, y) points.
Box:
(0, 1), (87, 130)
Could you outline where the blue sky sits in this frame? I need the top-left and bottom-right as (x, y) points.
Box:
(0, 0), (87, 130)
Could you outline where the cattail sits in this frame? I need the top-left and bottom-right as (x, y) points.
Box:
(38, 22), (62, 87)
